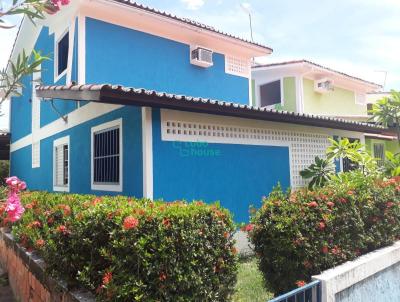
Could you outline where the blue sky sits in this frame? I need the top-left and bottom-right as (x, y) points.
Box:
(0, 0), (399, 128)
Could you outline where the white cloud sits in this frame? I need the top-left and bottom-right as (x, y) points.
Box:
(180, 0), (205, 10)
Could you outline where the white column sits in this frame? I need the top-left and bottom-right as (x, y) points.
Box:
(142, 107), (153, 199)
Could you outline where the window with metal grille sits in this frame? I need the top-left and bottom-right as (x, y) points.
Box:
(53, 136), (69, 191)
(342, 138), (359, 172)
(373, 143), (385, 167)
(93, 127), (120, 184)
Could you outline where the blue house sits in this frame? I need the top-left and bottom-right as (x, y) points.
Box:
(8, 0), (388, 222)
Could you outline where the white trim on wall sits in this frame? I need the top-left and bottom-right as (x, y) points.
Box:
(53, 135), (70, 192)
(142, 107), (153, 199)
(66, 17), (76, 84)
(77, 13), (86, 85)
(90, 118), (123, 192)
(10, 102), (124, 152)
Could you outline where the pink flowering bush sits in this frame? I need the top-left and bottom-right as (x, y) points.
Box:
(0, 176), (26, 224)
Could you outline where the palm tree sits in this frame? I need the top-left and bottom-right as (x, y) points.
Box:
(370, 90), (400, 145)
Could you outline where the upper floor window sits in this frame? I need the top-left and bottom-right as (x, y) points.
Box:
(259, 80), (282, 107)
(55, 30), (69, 79)
(367, 103), (374, 115)
(91, 119), (123, 192)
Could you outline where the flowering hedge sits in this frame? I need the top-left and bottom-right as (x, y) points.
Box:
(249, 173), (400, 294)
(2, 193), (237, 301)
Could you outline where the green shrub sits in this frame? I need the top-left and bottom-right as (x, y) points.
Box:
(7, 193), (237, 302)
(249, 173), (400, 294)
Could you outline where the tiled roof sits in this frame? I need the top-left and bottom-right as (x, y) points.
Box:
(111, 0), (272, 52)
(253, 60), (382, 88)
(36, 84), (389, 134)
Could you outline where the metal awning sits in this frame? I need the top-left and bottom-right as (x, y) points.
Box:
(36, 84), (393, 135)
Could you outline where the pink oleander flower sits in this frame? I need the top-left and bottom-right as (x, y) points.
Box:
(5, 193), (25, 222)
(4, 177), (27, 223)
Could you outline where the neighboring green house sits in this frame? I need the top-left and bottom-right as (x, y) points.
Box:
(251, 60), (399, 163)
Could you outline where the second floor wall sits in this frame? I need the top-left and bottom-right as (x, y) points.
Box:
(10, 0), (266, 144)
(85, 18), (250, 104)
(251, 63), (378, 118)
(302, 78), (367, 117)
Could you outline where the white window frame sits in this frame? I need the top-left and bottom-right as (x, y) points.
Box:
(91, 118), (123, 192)
(257, 77), (285, 108)
(53, 136), (70, 192)
(54, 28), (69, 82)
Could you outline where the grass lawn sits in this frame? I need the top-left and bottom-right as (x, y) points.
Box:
(233, 257), (274, 302)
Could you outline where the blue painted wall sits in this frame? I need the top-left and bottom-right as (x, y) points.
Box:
(85, 18), (249, 104)
(10, 22), (80, 143)
(151, 109), (291, 222)
(39, 21), (79, 127)
(11, 106), (143, 197)
(10, 74), (32, 143)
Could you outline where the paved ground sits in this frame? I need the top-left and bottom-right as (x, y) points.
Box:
(0, 268), (15, 302)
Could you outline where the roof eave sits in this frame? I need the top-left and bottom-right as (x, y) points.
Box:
(36, 85), (387, 135)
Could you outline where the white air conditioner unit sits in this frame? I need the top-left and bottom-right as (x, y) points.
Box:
(190, 46), (213, 68)
(314, 78), (334, 94)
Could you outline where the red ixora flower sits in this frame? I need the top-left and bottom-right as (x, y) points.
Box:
(295, 280), (306, 287)
(244, 224), (255, 232)
(35, 239), (45, 248)
(28, 220), (42, 229)
(123, 216), (139, 230)
(317, 221), (326, 231)
(159, 272), (167, 282)
(59, 204), (71, 216)
(327, 201), (335, 208)
(57, 225), (69, 235)
(321, 245), (329, 254)
(338, 197), (348, 204)
(162, 218), (171, 228)
(307, 201), (318, 208)
(102, 271), (112, 286)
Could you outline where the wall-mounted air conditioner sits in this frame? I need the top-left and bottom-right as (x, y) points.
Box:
(190, 46), (213, 68)
(314, 78), (334, 94)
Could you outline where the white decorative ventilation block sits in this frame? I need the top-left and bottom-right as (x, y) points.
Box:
(225, 56), (250, 77)
(162, 120), (331, 188)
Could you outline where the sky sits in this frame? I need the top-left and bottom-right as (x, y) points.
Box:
(1, 0), (400, 129)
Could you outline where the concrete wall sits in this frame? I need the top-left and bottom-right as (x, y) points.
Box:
(313, 241), (400, 302)
(335, 263), (400, 302)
